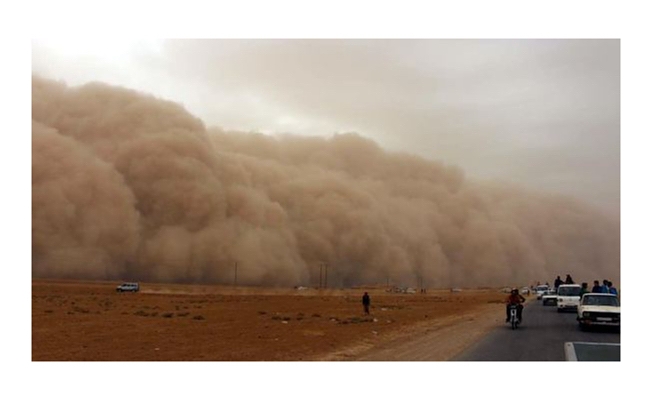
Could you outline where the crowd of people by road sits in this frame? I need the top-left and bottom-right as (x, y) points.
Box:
(360, 274), (618, 319)
(549, 274), (618, 296)
(513, 274), (619, 325)
(591, 279), (618, 295)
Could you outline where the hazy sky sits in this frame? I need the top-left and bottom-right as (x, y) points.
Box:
(18, 0), (652, 393)
(31, 39), (620, 217)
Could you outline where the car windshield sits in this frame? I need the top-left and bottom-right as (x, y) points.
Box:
(536, 286), (548, 291)
(558, 286), (581, 296)
(582, 295), (619, 307)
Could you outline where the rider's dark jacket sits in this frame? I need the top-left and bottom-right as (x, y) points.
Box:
(506, 293), (525, 305)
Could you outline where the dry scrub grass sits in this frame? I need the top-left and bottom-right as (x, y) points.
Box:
(32, 280), (509, 361)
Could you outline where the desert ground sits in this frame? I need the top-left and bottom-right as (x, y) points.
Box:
(32, 280), (515, 361)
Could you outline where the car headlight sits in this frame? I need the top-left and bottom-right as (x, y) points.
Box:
(583, 312), (591, 317)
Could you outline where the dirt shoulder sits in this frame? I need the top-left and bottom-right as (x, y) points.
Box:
(32, 280), (514, 361)
(324, 302), (505, 361)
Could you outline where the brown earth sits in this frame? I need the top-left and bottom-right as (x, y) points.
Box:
(32, 280), (516, 361)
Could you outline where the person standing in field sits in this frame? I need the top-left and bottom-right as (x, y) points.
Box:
(362, 292), (370, 315)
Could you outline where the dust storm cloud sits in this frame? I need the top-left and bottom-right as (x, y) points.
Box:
(32, 76), (619, 287)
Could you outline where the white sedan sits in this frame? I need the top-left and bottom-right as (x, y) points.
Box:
(535, 285), (549, 299)
(576, 293), (620, 330)
(542, 288), (557, 306)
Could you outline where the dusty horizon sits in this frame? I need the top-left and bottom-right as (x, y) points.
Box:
(32, 76), (620, 288)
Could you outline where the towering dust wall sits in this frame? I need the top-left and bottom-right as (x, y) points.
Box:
(31, 76), (620, 287)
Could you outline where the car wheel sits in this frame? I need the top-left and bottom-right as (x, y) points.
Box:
(578, 322), (586, 331)
(557, 308), (562, 313)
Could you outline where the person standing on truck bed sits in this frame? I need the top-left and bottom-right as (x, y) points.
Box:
(601, 279), (609, 293)
(554, 276), (563, 289)
(579, 282), (590, 298)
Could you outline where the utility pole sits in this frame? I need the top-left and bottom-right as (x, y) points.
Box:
(318, 262), (329, 289)
(319, 263), (323, 288)
(234, 261), (238, 286)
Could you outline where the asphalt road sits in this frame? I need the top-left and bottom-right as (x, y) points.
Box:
(453, 299), (620, 361)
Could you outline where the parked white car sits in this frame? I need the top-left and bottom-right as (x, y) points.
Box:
(556, 284), (582, 312)
(576, 293), (620, 330)
(116, 282), (140, 292)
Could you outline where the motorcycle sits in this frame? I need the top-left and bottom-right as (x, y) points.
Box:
(508, 304), (520, 330)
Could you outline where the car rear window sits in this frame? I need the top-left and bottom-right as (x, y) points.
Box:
(558, 286), (581, 296)
(582, 296), (619, 306)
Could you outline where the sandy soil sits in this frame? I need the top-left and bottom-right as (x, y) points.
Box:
(32, 280), (514, 361)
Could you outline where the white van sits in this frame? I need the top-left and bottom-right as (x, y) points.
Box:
(556, 284), (582, 312)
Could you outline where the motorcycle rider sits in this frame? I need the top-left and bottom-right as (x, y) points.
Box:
(505, 288), (526, 323)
